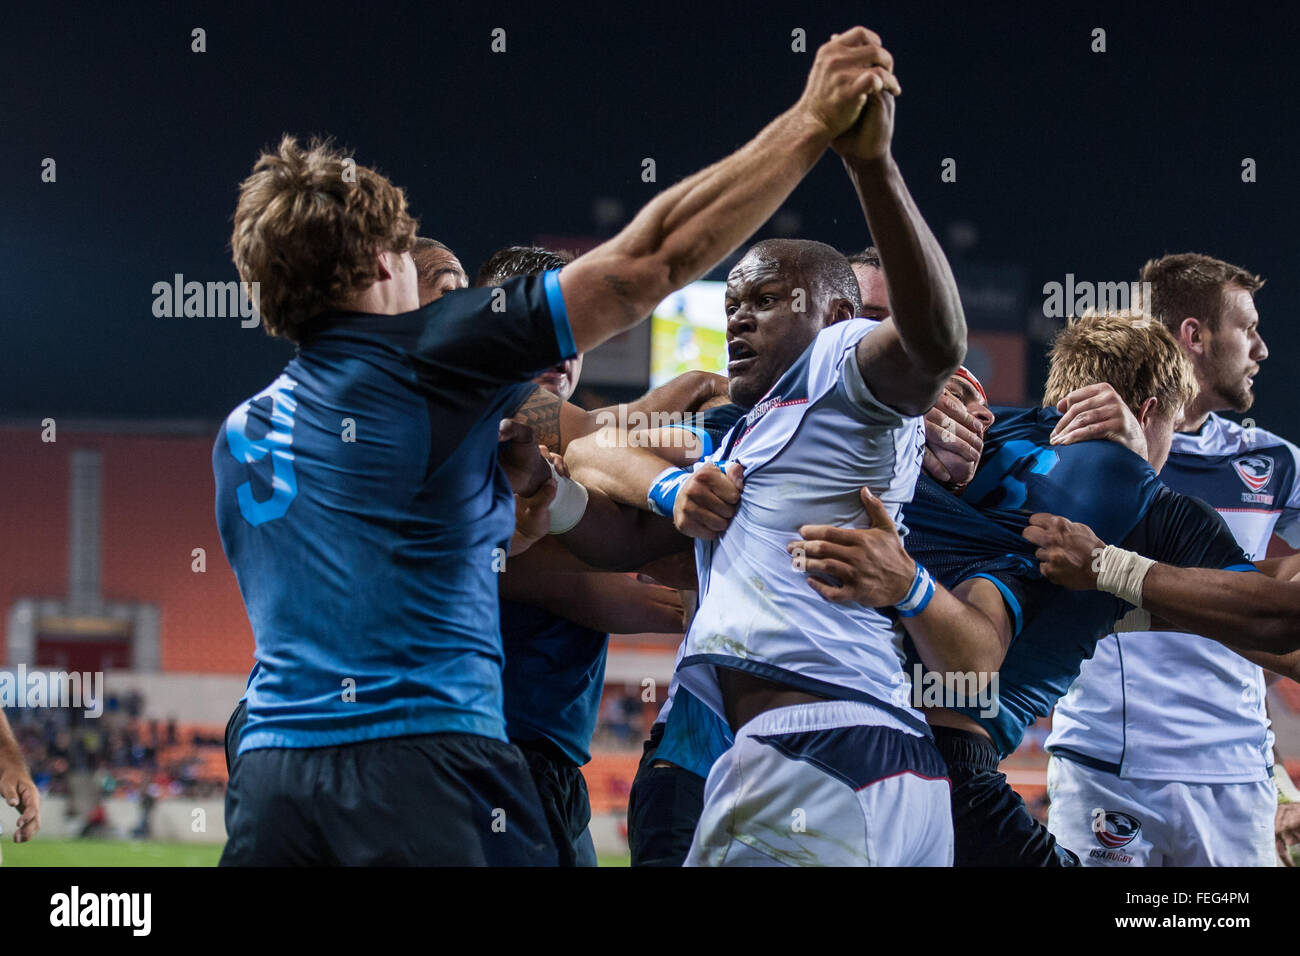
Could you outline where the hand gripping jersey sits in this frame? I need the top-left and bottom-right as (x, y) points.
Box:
(214, 271), (575, 754)
(676, 318), (929, 734)
(902, 407), (1256, 757)
(1047, 414), (1300, 782)
(499, 403), (747, 767)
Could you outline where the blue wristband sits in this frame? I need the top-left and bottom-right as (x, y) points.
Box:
(895, 563), (935, 618)
(647, 467), (692, 517)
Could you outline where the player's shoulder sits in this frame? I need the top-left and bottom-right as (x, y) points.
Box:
(1175, 412), (1299, 458)
(304, 276), (540, 350)
(986, 404), (1059, 443)
(808, 316), (879, 365)
(823, 315), (883, 342)
(1171, 413), (1300, 499)
(1151, 483), (1222, 526)
(1131, 483), (1252, 569)
(293, 310), (427, 375)
(990, 404), (1154, 476)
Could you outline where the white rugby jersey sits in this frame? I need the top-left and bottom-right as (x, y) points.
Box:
(1047, 414), (1300, 782)
(676, 318), (930, 735)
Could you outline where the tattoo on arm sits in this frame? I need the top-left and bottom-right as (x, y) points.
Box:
(514, 386), (562, 450)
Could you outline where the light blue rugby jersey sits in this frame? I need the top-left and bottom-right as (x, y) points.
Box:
(215, 272), (575, 754)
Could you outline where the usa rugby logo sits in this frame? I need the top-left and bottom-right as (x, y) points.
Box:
(1232, 455), (1274, 493)
(1092, 809), (1142, 849)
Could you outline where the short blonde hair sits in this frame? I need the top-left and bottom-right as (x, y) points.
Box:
(1043, 310), (1197, 419)
(231, 135), (418, 343)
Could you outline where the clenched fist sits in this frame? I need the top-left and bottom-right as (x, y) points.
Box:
(795, 28), (900, 143)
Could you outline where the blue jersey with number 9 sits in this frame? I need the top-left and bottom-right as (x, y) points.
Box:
(215, 271), (575, 754)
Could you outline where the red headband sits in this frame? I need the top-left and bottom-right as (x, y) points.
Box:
(954, 366), (987, 404)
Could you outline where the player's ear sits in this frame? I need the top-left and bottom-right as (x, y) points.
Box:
(1136, 396), (1159, 427)
(375, 250), (398, 282)
(1178, 316), (1204, 354)
(831, 297), (855, 326)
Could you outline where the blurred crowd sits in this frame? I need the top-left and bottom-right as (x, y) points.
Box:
(9, 690), (227, 805)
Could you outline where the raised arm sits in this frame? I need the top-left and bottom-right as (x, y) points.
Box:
(837, 94), (966, 415)
(559, 28), (900, 353)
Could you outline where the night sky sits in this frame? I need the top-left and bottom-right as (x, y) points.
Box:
(4, 1), (1297, 433)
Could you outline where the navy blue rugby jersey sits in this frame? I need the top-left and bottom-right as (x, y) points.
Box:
(902, 407), (1253, 756)
(215, 271), (575, 753)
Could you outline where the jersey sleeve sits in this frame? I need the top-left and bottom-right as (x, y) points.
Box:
(1124, 488), (1257, 572)
(407, 270), (576, 391)
(1273, 439), (1300, 548)
(958, 558), (1056, 638)
(836, 338), (909, 427)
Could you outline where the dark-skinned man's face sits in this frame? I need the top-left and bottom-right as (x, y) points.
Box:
(724, 251), (847, 408)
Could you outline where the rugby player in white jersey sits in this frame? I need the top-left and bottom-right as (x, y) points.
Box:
(1039, 254), (1300, 866)
(666, 63), (966, 866)
(564, 254), (985, 867)
(552, 50), (969, 865)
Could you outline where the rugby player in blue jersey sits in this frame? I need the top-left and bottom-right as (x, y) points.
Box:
(469, 245), (718, 866)
(214, 27), (902, 865)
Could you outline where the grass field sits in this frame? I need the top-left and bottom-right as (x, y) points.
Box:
(2, 839), (630, 867)
(4, 839), (222, 867)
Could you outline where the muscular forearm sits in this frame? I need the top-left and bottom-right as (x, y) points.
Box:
(561, 109), (829, 351)
(848, 155), (965, 412)
(503, 571), (684, 635)
(1140, 564), (1300, 655)
(554, 487), (690, 570)
(566, 429), (700, 510)
(575, 371), (725, 481)
(622, 370), (728, 419)
(903, 577), (1010, 681)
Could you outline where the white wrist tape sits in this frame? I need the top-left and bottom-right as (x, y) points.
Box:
(546, 460), (589, 535)
(1095, 544), (1156, 608)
